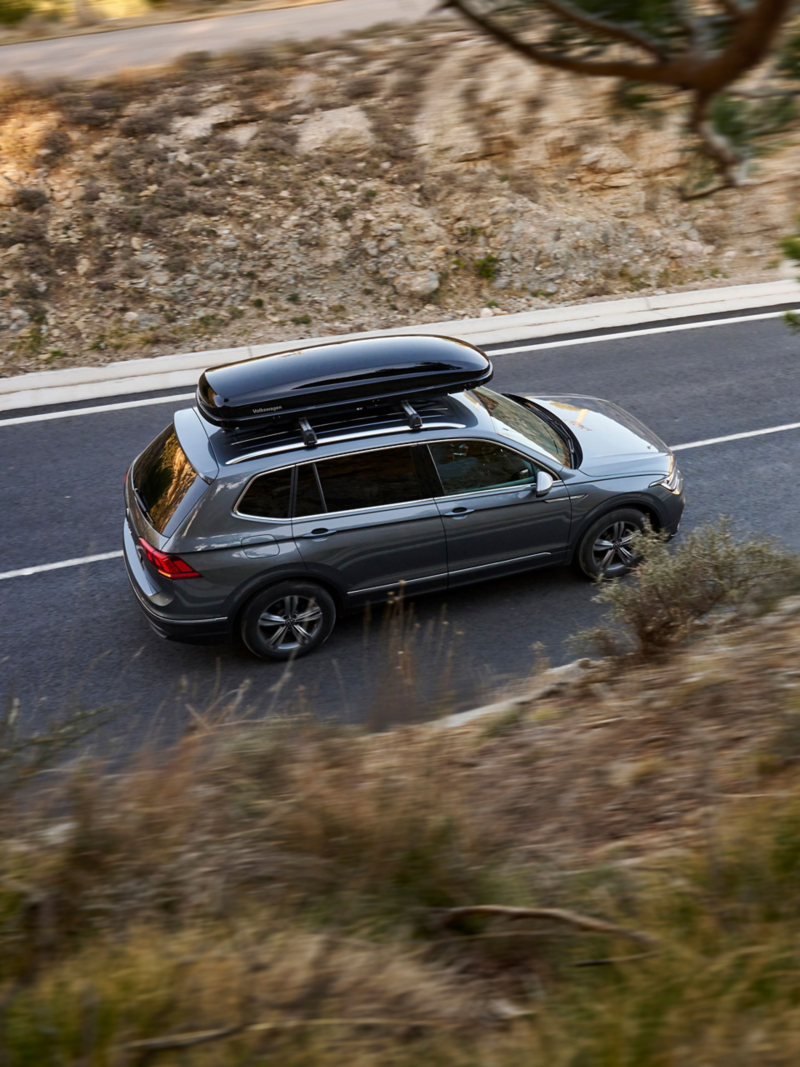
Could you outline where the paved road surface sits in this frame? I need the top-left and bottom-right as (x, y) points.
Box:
(0, 0), (436, 79)
(1, 307), (799, 755)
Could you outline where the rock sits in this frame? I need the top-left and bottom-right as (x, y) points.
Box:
(151, 271), (170, 285)
(76, 257), (91, 277)
(296, 106), (374, 155)
(131, 236), (143, 251)
(287, 71), (320, 106)
(227, 123), (260, 148)
(123, 311), (139, 323)
(479, 307), (494, 318)
(173, 103), (238, 142)
(393, 270), (440, 298)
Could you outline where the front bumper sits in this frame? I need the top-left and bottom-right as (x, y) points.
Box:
(123, 520), (231, 644)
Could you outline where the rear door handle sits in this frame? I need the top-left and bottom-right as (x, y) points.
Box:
(443, 507), (474, 517)
(302, 528), (337, 538)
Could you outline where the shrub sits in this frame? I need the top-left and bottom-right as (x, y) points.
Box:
(68, 89), (123, 129)
(13, 186), (48, 212)
(579, 518), (800, 658)
(0, 0), (33, 26)
(38, 128), (72, 162)
(119, 107), (171, 138)
(475, 253), (499, 281)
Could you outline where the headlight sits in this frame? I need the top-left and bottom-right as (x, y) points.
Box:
(651, 457), (682, 493)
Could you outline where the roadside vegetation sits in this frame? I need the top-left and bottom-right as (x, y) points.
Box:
(3, 521), (800, 1064)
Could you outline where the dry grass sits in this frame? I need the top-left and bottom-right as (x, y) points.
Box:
(3, 551), (800, 1064)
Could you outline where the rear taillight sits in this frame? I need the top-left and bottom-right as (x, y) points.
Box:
(138, 537), (201, 580)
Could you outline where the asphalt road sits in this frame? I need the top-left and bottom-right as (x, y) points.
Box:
(0, 0), (436, 80)
(1, 308), (799, 753)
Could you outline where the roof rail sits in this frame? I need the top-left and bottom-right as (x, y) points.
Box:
(217, 395), (465, 466)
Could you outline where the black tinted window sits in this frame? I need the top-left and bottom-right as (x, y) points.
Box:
(238, 467), (292, 519)
(429, 441), (537, 495)
(133, 424), (197, 534)
(314, 446), (422, 513)
(295, 463), (325, 518)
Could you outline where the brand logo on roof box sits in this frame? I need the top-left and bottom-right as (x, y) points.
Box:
(252, 405), (283, 414)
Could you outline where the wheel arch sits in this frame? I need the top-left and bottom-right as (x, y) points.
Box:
(566, 496), (664, 563)
(229, 569), (349, 633)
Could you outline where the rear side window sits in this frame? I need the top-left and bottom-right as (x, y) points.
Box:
(238, 467), (292, 519)
(133, 424), (198, 534)
(429, 440), (538, 495)
(313, 446), (423, 514)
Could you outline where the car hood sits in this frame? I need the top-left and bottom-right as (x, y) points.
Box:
(527, 395), (672, 478)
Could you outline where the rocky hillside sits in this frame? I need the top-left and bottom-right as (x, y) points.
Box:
(1, 16), (799, 377)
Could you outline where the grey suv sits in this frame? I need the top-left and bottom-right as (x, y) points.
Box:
(123, 335), (684, 660)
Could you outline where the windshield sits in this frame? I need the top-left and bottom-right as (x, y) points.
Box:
(133, 424), (198, 534)
(473, 388), (571, 467)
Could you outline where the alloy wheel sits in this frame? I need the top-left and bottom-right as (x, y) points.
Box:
(591, 520), (639, 577)
(257, 594), (323, 652)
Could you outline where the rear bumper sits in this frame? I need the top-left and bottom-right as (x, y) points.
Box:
(123, 520), (231, 644)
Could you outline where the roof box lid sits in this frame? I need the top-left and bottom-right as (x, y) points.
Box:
(196, 334), (493, 427)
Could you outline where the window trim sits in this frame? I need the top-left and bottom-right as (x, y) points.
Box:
(295, 444), (433, 521)
(234, 463), (295, 523)
(234, 442), (440, 523)
(424, 438), (561, 501)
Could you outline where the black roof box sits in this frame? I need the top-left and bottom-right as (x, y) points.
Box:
(196, 334), (493, 428)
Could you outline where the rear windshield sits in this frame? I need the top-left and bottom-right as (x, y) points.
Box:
(133, 424), (198, 534)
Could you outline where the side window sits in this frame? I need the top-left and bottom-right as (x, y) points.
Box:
(428, 440), (538, 496)
(238, 467), (292, 519)
(313, 446), (423, 514)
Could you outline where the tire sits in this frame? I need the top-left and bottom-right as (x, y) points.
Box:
(240, 581), (336, 661)
(576, 508), (647, 580)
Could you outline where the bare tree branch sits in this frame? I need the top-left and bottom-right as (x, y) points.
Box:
(442, 0), (683, 85)
(444, 0), (796, 181)
(124, 1018), (439, 1053)
(536, 0), (669, 60)
(439, 905), (658, 945)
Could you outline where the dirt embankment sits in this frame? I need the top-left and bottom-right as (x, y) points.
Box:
(1, 19), (799, 377)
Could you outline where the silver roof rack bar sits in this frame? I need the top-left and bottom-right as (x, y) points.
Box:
(401, 400), (422, 431)
(225, 422), (463, 466)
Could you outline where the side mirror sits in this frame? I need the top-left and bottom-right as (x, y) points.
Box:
(536, 470), (554, 497)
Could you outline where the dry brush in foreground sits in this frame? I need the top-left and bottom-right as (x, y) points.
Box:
(3, 581), (800, 1063)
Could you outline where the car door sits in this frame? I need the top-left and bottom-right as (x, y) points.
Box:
(293, 444), (448, 604)
(426, 439), (572, 585)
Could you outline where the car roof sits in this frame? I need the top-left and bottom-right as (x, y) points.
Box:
(196, 390), (500, 474)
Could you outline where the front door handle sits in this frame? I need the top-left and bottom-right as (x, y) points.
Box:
(302, 528), (337, 538)
(443, 507), (474, 518)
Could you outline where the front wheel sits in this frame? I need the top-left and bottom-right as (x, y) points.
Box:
(576, 508), (647, 580)
(240, 581), (336, 661)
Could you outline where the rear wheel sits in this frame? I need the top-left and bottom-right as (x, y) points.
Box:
(577, 508), (647, 580)
(240, 581), (336, 661)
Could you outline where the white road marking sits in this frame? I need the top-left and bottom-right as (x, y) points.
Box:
(490, 309), (795, 356)
(0, 551), (124, 581)
(0, 306), (797, 425)
(673, 420), (800, 452)
(0, 393), (194, 428)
